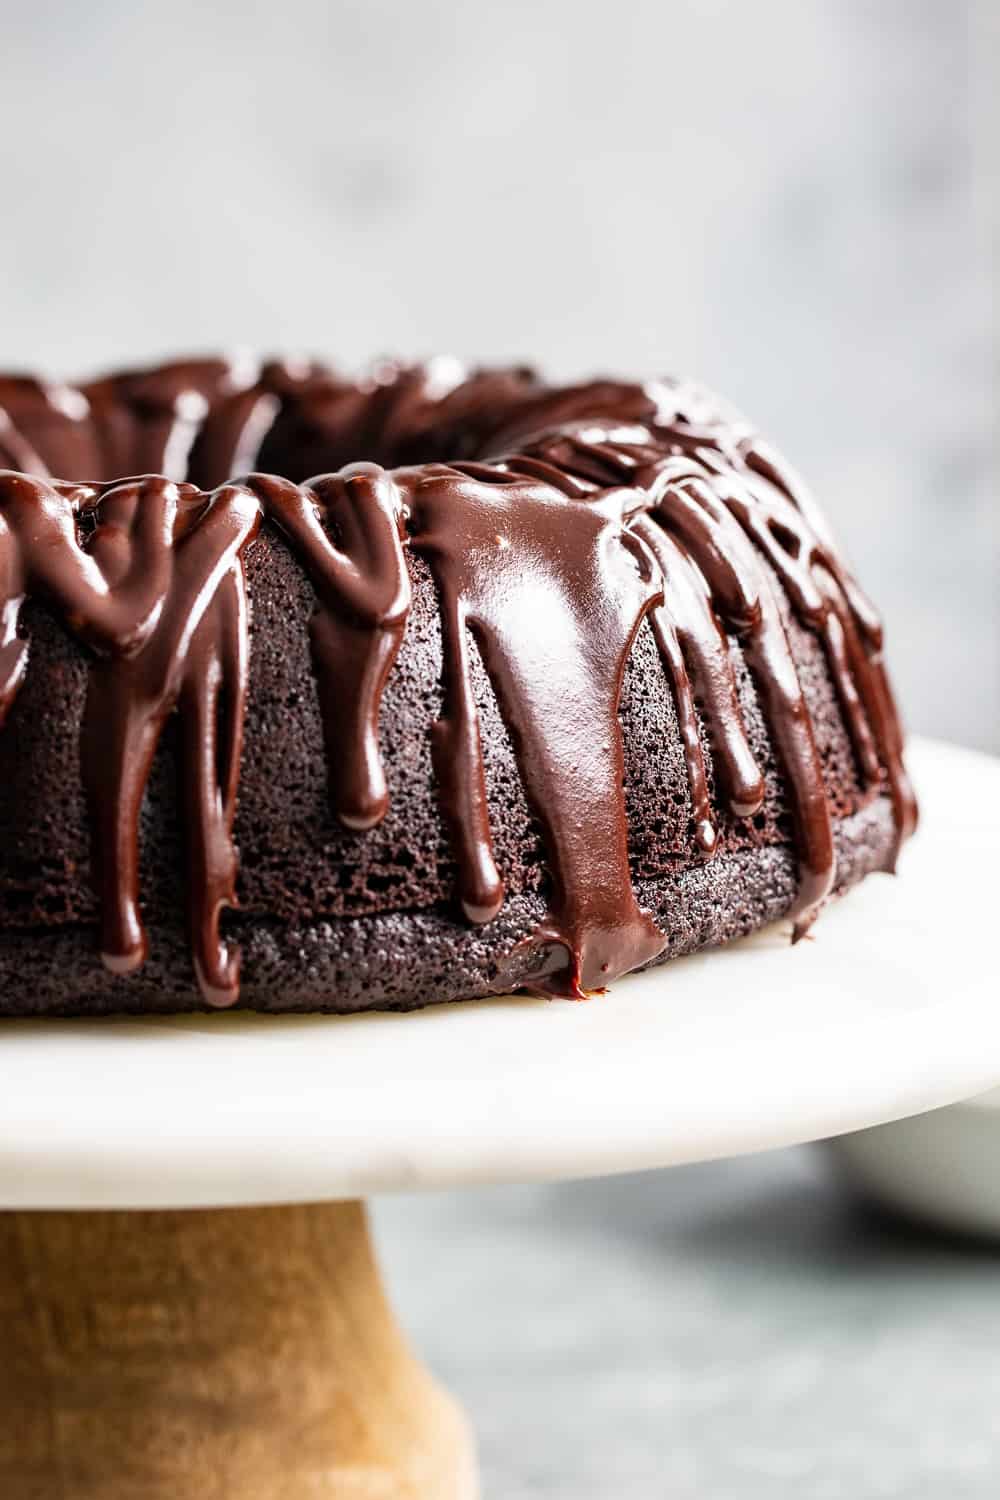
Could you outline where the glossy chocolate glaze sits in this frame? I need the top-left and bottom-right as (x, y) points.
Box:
(0, 356), (915, 1008)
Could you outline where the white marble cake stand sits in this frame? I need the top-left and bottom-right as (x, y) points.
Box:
(0, 736), (996, 1499)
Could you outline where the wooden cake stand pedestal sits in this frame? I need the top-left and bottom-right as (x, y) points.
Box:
(0, 739), (997, 1499)
(0, 1200), (474, 1499)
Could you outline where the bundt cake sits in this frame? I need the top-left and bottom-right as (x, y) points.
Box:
(0, 355), (917, 1015)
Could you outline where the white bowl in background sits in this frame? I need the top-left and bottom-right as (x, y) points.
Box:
(828, 1088), (1000, 1240)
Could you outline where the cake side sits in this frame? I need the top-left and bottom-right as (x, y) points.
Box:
(0, 518), (898, 1016)
(0, 801), (896, 1017)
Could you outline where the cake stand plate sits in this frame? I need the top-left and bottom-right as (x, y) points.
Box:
(0, 737), (996, 1213)
(0, 736), (996, 1499)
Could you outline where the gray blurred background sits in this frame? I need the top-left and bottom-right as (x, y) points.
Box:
(2, 0), (996, 748)
(2, 4), (997, 1497)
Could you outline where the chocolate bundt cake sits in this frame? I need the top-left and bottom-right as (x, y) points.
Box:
(0, 355), (916, 1016)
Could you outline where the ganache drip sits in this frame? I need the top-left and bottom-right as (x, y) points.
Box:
(0, 358), (916, 1006)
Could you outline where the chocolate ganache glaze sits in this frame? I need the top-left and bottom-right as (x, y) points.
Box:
(0, 356), (916, 1014)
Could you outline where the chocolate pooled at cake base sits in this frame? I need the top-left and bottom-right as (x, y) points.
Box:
(0, 355), (917, 1015)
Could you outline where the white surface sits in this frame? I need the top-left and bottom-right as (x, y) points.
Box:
(0, 736), (996, 1210)
(830, 1086), (1000, 1240)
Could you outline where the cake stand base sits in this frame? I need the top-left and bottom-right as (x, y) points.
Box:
(0, 741), (997, 1496)
(0, 1200), (478, 1500)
